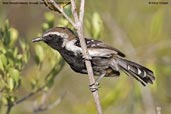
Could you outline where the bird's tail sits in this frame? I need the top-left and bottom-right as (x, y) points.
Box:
(117, 58), (155, 86)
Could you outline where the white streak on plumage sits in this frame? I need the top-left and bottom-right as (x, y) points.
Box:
(43, 32), (68, 39)
(65, 39), (82, 55)
(127, 65), (130, 70)
(143, 70), (147, 77)
(88, 48), (117, 57)
(138, 68), (142, 75)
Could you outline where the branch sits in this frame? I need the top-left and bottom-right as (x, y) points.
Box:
(42, 0), (76, 27)
(43, 0), (103, 114)
(14, 85), (46, 105)
(5, 85), (46, 114)
(33, 92), (65, 114)
(6, 104), (12, 114)
(75, 0), (103, 113)
(71, 0), (79, 23)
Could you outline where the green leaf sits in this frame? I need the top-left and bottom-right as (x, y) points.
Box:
(0, 41), (6, 54)
(63, 5), (72, 16)
(3, 20), (10, 46)
(9, 68), (20, 84)
(19, 40), (30, 63)
(19, 40), (26, 51)
(44, 12), (54, 28)
(91, 12), (103, 39)
(30, 79), (38, 90)
(9, 28), (18, 47)
(44, 12), (55, 23)
(85, 12), (103, 39)
(1, 96), (8, 105)
(58, 18), (69, 27)
(42, 23), (50, 32)
(0, 59), (4, 71)
(7, 58), (14, 68)
(10, 96), (16, 103)
(4, 20), (9, 29)
(8, 77), (14, 91)
(34, 45), (44, 65)
(0, 54), (7, 70)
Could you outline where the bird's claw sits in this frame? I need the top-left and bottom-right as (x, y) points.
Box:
(89, 82), (100, 92)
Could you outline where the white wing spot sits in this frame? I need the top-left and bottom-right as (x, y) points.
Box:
(92, 44), (96, 47)
(127, 65), (131, 70)
(143, 70), (147, 77)
(87, 40), (91, 43)
(88, 48), (113, 57)
(137, 68), (142, 75)
(97, 43), (101, 46)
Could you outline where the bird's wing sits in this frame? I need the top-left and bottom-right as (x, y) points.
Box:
(75, 38), (126, 57)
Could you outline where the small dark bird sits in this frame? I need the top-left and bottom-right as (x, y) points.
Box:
(32, 27), (155, 86)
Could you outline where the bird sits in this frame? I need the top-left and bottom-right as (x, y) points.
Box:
(32, 27), (155, 87)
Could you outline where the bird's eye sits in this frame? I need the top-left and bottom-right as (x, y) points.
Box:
(49, 34), (53, 38)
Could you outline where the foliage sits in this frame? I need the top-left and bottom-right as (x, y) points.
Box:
(0, 20), (29, 106)
(0, 13), (65, 114)
(85, 12), (103, 39)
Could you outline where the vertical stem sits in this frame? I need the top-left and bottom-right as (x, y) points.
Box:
(77, 19), (103, 114)
(75, 0), (103, 114)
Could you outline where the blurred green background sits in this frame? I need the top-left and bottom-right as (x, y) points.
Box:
(0, 0), (171, 114)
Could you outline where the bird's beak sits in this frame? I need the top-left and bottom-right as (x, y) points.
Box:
(32, 37), (44, 42)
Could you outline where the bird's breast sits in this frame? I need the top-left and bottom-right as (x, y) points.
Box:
(60, 49), (86, 72)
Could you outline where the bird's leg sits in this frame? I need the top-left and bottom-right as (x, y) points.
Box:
(83, 54), (92, 60)
(89, 73), (106, 92)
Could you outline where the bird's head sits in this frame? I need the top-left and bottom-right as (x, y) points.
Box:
(32, 27), (76, 50)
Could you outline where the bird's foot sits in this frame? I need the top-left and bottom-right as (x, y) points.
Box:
(89, 82), (100, 92)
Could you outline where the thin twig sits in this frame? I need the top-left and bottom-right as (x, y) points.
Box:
(4, 85), (46, 114)
(14, 85), (46, 105)
(33, 92), (66, 113)
(79, 0), (85, 24)
(6, 104), (12, 114)
(77, 0), (103, 113)
(71, 0), (79, 23)
(69, 0), (103, 114)
(45, 0), (76, 27)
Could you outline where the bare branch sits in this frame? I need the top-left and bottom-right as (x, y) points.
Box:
(33, 92), (66, 114)
(6, 104), (12, 114)
(69, 0), (103, 114)
(79, 0), (85, 24)
(43, 0), (76, 27)
(5, 85), (46, 114)
(15, 85), (46, 105)
(71, 0), (79, 23)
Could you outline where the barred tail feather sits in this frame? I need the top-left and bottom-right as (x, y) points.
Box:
(118, 58), (155, 86)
